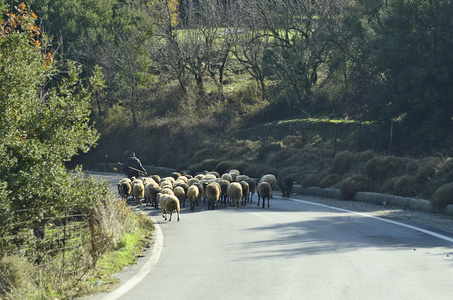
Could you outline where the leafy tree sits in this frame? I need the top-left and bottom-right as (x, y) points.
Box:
(361, 0), (453, 132)
(0, 1), (105, 239)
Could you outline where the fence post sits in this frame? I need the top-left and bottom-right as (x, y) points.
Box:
(0, 238), (4, 257)
(88, 208), (97, 260)
(333, 124), (339, 158)
(388, 121), (394, 155)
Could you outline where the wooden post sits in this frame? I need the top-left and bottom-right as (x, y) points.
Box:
(333, 125), (339, 158)
(88, 209), (97, 259)
(388, 121), (393, 156)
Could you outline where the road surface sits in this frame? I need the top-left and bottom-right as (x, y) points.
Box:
(89, 172), (453, 300)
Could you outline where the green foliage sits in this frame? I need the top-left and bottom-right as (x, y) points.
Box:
(364, 156), (410, 182)
(330, 152), (357, 175)
(319, 174), (342, 188)
(431, 182), (453, 209)
(340, 174), (368, 199)
(0, 255), (35, 297)
(0, 2), (101, 237)
(393, 175), (416, 197)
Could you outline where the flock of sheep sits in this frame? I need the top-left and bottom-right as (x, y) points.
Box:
(117, 169), (294, 222)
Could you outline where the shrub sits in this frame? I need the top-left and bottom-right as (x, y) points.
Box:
(364, 155), (409, 181)
(301, 174), (320, 187)
(393, 175), (416, 197)
(214, 161), (233, 175)
(431, 182), (453, 208)
(357, 150), (377, 162)
(257, 142), (282, 161)
(340, 174), (368, 199)
(330, 152), (356, 175)
(319, 174), (341, 188)
(0, 255), (34, 297)
(438, 158), (453, 182)
(189, 159), (220, 174)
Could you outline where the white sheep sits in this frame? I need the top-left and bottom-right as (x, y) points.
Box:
(257, 182), (272, 208)
(221, 173), (232, 182)
(144, 181), (161, 209)
(187, 185), (199, 211)
(132, 179), (145, 205)
(227, 182), (243, 208)
(173, 185), (186, 208)
(236, 174), (249, 182)
(157, 193), (180, 221)
(205, 182), (221, 210)
(260, 174), (277, 197)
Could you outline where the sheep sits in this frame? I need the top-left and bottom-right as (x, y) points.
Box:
(240, 181), (249, 206)
(177, 176), (189, 184)
(205, 182), (221, 210)
(188, 177), (200, 186)
(150, 174), (161, 184)
(132, 179), (145, 205)
(217, 179), (230, 205)
(227, 182), (243, 208)
(174, 186), (186, 208)
(157, 193), (180, 221)
(260, 174), (277, 197)
(187, 185), (199, 211)
(145, 182), (161, 209)
(171, 172), (181, 180)
(194, 182), (204, 205)
(236, 175), (249, 182)
(257, 182), (272, 208)
(228, 169), (240, 182)
(278, 176), (294, 198)
(245, 178), (256, 202)
(221, 173), (232, 182)
(206, 170), (220, 178)
(159, 179), (173, 189)
(117, 178), (132, 200)
(161, 187), (175, 196)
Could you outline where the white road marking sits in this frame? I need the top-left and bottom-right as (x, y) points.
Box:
(102, 218), (164, 300)
(288, 198), (453, 244)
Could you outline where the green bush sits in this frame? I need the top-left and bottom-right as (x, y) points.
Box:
(431, 182), (453, 208)
(214, 161), (233, 175)
(364, 155), (409, 181)
(438, 159), (453, 182)
(301, 174), (321, 187)
(330, 152), (356, 175)
(393, 175), (416, 197)
(357, 150), (377, 162)
(189, 159), (220, 174)
(0, 255), (34, 297)
(319, 174), (341, 188)
(340, 174), (368, 199)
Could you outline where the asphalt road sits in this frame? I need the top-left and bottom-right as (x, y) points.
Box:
(88, 172), (453, 300)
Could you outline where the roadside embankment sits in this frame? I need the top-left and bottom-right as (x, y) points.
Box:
(294, 185), (453, 216)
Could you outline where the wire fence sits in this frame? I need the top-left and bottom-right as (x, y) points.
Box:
(0, 196), (133, 297)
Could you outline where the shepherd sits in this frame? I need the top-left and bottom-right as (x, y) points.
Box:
(123, 152), (147, 179)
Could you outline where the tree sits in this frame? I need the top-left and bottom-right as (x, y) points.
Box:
(0, 1), (104, 238)
(360, 0), (453, 132)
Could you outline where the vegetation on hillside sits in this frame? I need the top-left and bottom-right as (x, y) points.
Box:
(1, 1), (453, 297)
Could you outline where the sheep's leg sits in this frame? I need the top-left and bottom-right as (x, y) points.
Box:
(169, 212), (172, 221)
(177, 211), (180, 222)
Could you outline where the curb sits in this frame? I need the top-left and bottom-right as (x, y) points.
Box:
(294, 185), (453, 216)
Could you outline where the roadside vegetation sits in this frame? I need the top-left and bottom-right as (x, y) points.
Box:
(2, 0), (453, 298)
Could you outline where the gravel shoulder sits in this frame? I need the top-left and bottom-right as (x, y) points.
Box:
(285, 192), (453, 236)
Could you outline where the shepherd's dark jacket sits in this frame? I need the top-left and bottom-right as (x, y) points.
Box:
(123, 157), (146, 178)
